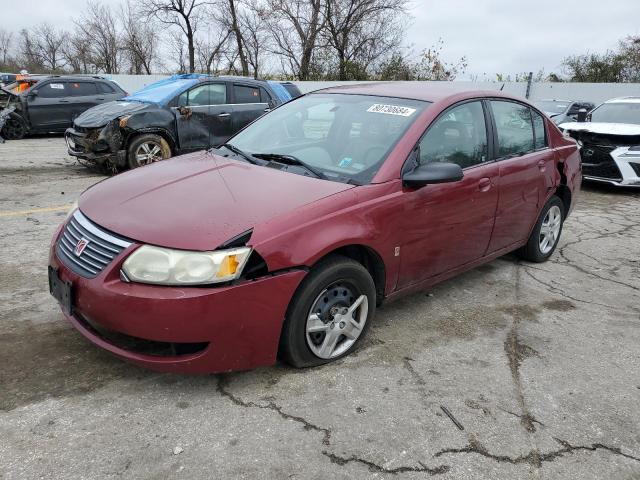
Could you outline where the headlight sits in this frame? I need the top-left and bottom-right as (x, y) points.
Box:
(122, 245), (252, 286)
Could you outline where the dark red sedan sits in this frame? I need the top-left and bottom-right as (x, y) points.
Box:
(49, 83), (581, 373)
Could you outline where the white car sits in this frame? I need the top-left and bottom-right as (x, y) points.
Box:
(560, 97), (640, 187)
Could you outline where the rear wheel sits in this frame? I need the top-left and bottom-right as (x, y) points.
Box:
(280, 255), (376, 368)
(1, 113), (27, 140)
(127, 134), (171, 169)
(517, 196), (564, 262)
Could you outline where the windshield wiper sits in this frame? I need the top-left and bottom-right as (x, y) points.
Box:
(215, 143), (260, 165)
(252, 153), (328, 180)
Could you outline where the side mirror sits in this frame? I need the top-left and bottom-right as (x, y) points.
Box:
(577, 108), (588, 123)
(402, 161), (464, 189)
(27, 90), (38, 99)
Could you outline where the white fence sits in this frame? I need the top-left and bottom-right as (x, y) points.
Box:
(107, 75), (640, 105)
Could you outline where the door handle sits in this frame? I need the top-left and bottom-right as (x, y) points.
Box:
(58, 99), (70, 103)
(96, 97), (105, 101)
(537, 159), (547, 171)
(478, 177), (492, 192)
(218, 112), (231, 118)
(263, 108), (271, 113)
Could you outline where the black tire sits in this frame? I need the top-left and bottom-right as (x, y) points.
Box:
(280, 255), (376, 368)
(517, 195), (565, 262)
(127, 134), (172, 169)
(1, 113), (28, 140)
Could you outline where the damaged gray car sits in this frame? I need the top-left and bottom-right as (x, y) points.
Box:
(560, 96), (640, 187)
(65, 74), (299, 170)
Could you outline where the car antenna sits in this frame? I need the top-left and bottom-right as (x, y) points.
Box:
(499, 83), (505, 91)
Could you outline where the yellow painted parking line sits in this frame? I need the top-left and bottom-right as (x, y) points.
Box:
(0, 205), (72, 218)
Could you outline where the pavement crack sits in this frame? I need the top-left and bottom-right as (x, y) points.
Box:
(322, 451), (450, 475)
(217, 375), (331, 445)
(434, 436), (640, 467)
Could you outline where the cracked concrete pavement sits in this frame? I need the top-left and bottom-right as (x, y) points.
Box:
(1, 137), (639, 479)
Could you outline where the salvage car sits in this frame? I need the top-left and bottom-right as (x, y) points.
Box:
(534, 99), (595, 125)
(65, 74), (297, 170)
(0, 75), (126, 139)
(49, 84), (581, 373)
(560, 96), (640, 187)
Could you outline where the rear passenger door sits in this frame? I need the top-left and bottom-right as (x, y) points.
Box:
(486, 100), (554, 253)
(66, 81), (100, 124)
(231, 83), (271, 132)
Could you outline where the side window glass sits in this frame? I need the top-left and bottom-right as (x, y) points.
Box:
(186, 83), (226, 106)
(37, 82), (67, 98)
(68, 82), (98, 96)
(418, 101), (488, 169)
(234, 84), (261, 104)
(532, 110), (547, 149)
(491, 101), (535, 157)
(98, 82), (115, 94)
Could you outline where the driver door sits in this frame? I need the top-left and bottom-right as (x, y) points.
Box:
(175, 82), (231, 152)
(397, 100), (499, 289)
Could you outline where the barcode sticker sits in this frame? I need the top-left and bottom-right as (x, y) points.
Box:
(367, 104), (416, 117)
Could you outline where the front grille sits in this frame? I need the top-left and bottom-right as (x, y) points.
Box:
(56, 210), (132, 278)
(581, 145), (622, 181)
(630, 162), (640, 177)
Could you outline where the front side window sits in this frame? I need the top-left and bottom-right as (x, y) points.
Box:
(234, 84), (261, 104)
(229, 93), (428, 184)
(417, 101), (488, 169)
(178, 83), (226, 106)
(37, 82), (68, 98)
(491, 101), (535, 157)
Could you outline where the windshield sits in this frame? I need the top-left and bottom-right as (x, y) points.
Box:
(534, 101), (570, 114)
(590, 102), (640, 125)
(228, 93), (428, 184)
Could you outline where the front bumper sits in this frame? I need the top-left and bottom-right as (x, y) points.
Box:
(581, 146), (640, 187)
(49, 223), (306, 373)
(65, 126), (127, 166)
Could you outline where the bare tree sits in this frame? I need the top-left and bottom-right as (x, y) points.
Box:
(63, 31), (94, 73)
(31, 23), (68, 72)
(75, 2), (122, 73)
(121, 0), (160, 74)
(266, 0), (325, 80)
(0, 29), (12, 66)
(238, 0), (271, 78)
(168, 30), (189, 73)
(18, 29), (44, 72)
(142, 0), (206, 73)
(325, 0), (408, 80)
(224, 0), (250, 76)
(196, 29), (231, 74)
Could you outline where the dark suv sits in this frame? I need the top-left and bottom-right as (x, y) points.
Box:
(65, 74), (300, 170)
(0, 75), (126, 139)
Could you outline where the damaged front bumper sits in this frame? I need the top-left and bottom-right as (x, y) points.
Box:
(581, 145), (640, 187)
(65, 121), (127, 167)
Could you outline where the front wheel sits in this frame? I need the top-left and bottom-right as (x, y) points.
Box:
(517, 196), (564, 262)
(127, 134), (171, 169)
(280, 255), (376, 368)
(1, 113), (27, 140)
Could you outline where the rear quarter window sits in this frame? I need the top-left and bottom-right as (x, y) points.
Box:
(98, 82), (116, 94)
(234, 84), (261, 104)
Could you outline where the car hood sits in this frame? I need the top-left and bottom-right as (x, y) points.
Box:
(558, 122), (640, 136)
(79, 152), (355, 251)
(73, 100), (157, 128)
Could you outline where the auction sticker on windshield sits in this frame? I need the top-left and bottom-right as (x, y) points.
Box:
(367, 104), (416, 117)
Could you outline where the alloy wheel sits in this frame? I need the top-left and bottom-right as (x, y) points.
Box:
(135, 141), (163, 165)
(539, 205), (562, 254)
(305, 282), (368, 359)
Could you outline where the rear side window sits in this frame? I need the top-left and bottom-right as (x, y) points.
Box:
(418, 101), (489, 169)
(532, 110), (547, 149)
(178, 83), (227, 106)
(491, 101), (534, 157)
(234, 84), (261, 104)
(68, 82), (98, 96)
(37, 82), (68, 98)
(98, 82), (115, 94)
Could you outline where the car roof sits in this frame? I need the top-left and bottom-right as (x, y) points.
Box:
(311, 82), (526, 104)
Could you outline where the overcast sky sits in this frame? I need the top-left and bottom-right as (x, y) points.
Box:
(2, 0), (639, 79)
